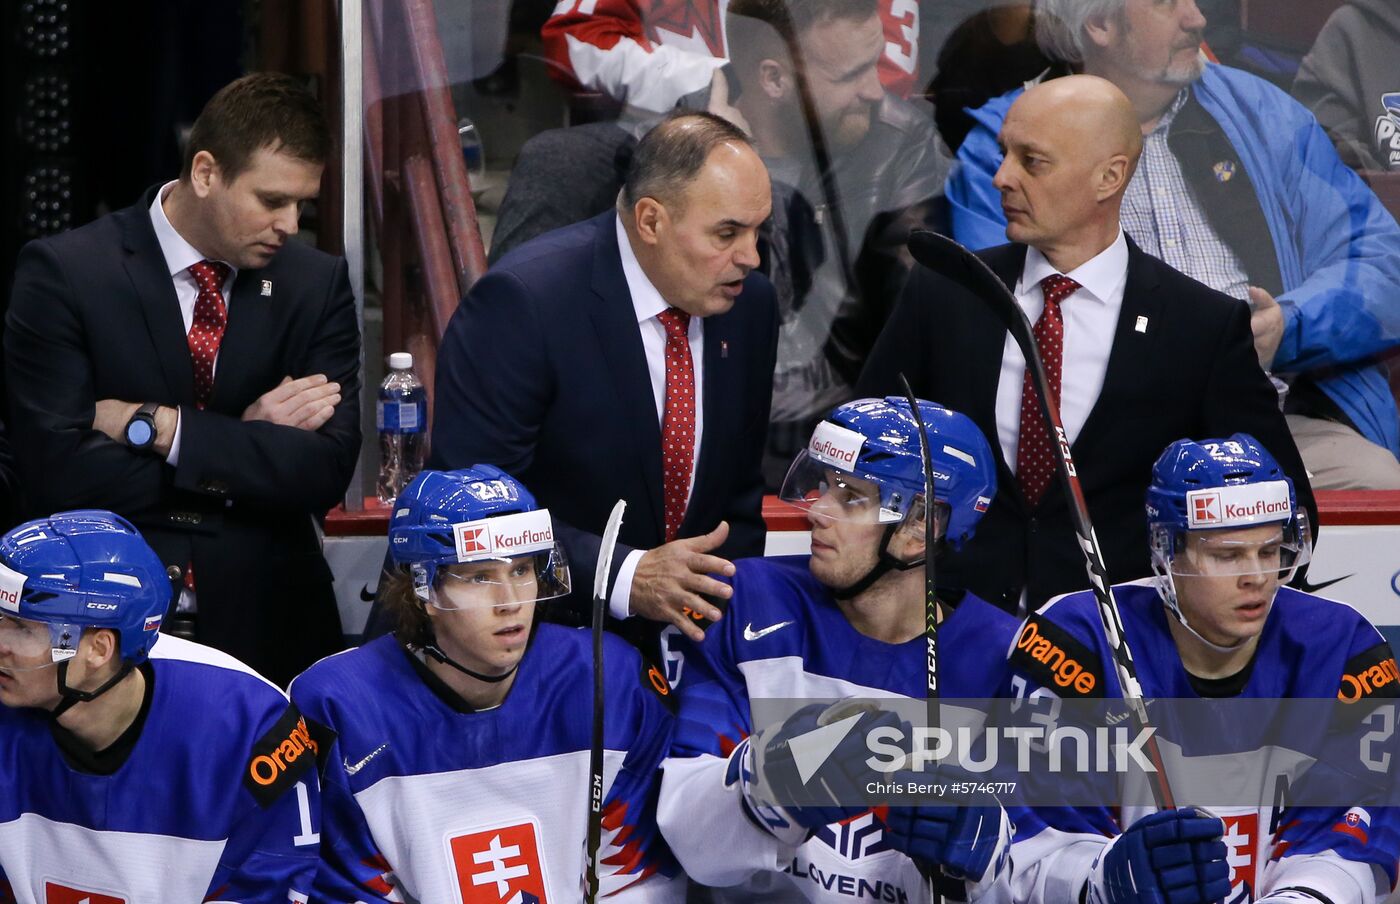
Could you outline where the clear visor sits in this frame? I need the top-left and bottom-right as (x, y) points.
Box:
(425, 545), (572, 611)
(1154, 521), (1311, 581)
(780, 452), (938, 527)
(0, 614), (80, 672)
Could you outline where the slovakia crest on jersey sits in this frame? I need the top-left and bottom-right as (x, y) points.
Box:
(1219, 812), (1258, 897)
(45, 883), (126, 904)
(447, 818), (550, 903)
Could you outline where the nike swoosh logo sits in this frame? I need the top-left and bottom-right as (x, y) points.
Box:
(344, 743), (388, 776)
(359, 582), (378, 602)
(1298, 573), (1352, 594)
(744, 620), (793, 641)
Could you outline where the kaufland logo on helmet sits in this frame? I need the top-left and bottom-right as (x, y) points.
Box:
(453, 510), (555, 562)
(1185, 481), (1291, 529)
(0, 561), (25, 613)
(809, 421), (864, 468)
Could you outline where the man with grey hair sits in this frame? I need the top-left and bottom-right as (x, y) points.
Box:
(431, 111), (777, 663)
(947, 0), (1400, 490)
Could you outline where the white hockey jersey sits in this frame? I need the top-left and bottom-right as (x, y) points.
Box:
(1006, 580), (1400, 904)
(289, 625), (682, 903)
(658, 555), (1022, 903)
(0, 634), (320, 903)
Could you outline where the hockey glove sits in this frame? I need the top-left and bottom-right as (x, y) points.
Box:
(1086, 808), (1231, 904)
(734, 700), (902, 844)
(877, 793), (1011, 884)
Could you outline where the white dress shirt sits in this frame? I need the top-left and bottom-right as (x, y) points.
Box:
(995, 230), (1129, 471)
(148, 181), (238, 467)
(609, 214), (706, 617)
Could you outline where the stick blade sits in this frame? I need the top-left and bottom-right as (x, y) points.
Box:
(593, 500), (628, 601)
(907, 230), (1024, 333)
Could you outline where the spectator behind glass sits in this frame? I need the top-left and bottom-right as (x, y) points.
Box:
(540, 0), (921, 119)
(947, 0), (1400, 490)
(716, 0), (952, 485)
(5, 73), (362, 686)
(929, 3), (1063, 151)
(1293, 0), (1400, 173)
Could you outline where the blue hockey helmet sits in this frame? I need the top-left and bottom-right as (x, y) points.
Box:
(1146, 435), (1310, 634)
(0, 511), (172, 669)
(388, 466), (571, 609)
(780, 397), (996, 550)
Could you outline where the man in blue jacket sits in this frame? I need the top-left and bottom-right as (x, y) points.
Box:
(947, 0), (1400, 489)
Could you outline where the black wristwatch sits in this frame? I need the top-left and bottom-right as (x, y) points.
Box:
(124, 402), (160, 451)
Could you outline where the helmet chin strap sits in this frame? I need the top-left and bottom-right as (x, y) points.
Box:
(49, 659), (136, 720)
(830, 523), (925, 600)
(421, 642), (518, 684)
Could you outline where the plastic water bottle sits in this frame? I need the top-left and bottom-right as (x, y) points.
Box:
(376, 352), (427, 505)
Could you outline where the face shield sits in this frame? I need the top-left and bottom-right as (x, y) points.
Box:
(414, 509), (571, 611)
(0, 614), (81, 672)
(1152, 515), (1311, 583)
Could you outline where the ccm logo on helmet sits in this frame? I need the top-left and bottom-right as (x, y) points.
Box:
(244, 706), (319, 807)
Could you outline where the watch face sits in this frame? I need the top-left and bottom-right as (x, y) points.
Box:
(127, 419), (155, 447)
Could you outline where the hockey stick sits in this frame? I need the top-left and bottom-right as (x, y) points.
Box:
(906, 230), (1176, 810)
(587, 500), (627, 904)
(898, 374), (947, 904)
(897, 375), (940, 710)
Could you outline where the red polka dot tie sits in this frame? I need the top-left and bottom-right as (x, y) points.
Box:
(1016, 274), (1080, 508)
(187, 260), (231, 409)
(657, 308), (695, 543)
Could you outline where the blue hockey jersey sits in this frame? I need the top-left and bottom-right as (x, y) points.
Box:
(0, 634), (320, 903)
(658, 555), (1023, 903)
(1007, 580), (1400, 903)
(289, 624), (682, 903)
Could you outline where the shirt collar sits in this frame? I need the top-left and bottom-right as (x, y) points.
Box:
(615, 213), (670, 324)
(149, 181), (237, 280)
(1022, 229), (1128, 305)
(1148, 88), (1191, 136)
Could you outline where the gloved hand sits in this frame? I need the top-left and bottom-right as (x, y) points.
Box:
(877, 791), (1010, 882)
(1087, 808), (1231, 904)
(734, 700), (903, 842)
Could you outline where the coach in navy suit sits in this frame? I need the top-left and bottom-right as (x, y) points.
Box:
(5, 75), (360, 686)
(432, 112), (777, 648)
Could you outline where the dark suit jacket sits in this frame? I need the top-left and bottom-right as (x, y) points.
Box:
(5, 186), (362, 685)
(857, 238), (1314, 613)
(431, 211), (778, 614)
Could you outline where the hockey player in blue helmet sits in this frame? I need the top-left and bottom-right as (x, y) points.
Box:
(290, 466), (683, 901)
(658, 398), (1022, 902)
(0, 510), (319, 898)
(1006, 434), (1399, 904)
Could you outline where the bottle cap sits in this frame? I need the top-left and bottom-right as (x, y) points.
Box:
(388, 352), (413, 370)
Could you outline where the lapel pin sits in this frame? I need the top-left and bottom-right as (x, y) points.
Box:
(1135, 315), (1149, 333)
(1212, 160), (1236, 183)
(720, 340), (729, 358)
(260, 279), (273, 297)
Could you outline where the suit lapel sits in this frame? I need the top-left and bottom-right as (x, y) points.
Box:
(1073, 239), (1164, 455)
(980, 245), (1030, 512)
(688, 309), (731, 532)
(118, 193), (196, 406)
(209, 269), (274, 411)
(588, 216), (665, 538)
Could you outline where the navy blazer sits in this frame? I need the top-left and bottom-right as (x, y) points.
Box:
(432, 211), (778, 608)
(857, 238), (1314, 613)
(5, 186), (362, 684)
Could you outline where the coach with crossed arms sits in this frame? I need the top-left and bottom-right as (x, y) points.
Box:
(430, 112), (778, 658)
(858, 75), (1311, 614)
